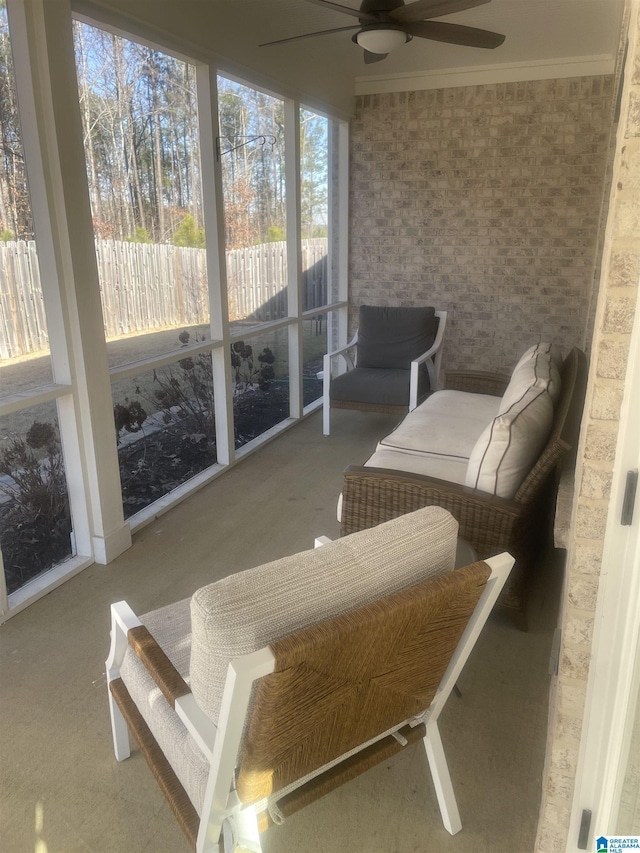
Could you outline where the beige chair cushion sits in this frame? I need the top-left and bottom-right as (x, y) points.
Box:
(190, 506), (459, 723)
(500, 347), (562, 412)
(378, 390), (501, 461)
(119, 599), (210, 815)
(366, 447), (469, 484)
(465, 387), (554, 499)
(336, 446), (468, 522)
(514, 341), (563, 372)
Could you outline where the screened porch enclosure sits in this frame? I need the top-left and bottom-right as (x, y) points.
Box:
(0, 0), (348, 617)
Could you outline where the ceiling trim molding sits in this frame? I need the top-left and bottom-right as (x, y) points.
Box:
(355, 54), (616, 95)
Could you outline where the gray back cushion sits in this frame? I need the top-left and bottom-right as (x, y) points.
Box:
(357, 305), (436, 370)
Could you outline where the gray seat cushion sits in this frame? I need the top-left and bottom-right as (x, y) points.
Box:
(330, 366), (430, 407)
(331, 367), (408, 407)
(357, 305), (436, 370)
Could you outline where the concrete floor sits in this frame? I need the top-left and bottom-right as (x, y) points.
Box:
(0, 409), (562, 853)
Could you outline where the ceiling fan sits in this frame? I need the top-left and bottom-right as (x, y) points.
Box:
(260, 0), (505, 64)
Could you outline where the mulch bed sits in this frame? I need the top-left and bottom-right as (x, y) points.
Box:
(1, 379), (322, 591)
(118, 382), (298, 518)
(0, 502), (73, 595)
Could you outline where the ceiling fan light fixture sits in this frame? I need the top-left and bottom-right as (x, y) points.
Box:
(355, 26), (410, 54)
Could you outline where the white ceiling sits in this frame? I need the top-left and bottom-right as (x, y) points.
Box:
(255, 0), (623, 73)
(95, 0), (625, 114)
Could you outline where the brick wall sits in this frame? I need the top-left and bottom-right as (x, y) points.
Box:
(536, 3), (640, 848)
(350, 77), (615, 372)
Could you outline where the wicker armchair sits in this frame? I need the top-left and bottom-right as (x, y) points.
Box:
(340, 347), (588, 629)
(106, 508), (513, 852)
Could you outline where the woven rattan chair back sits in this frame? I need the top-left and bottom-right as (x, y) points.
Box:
(236, 560), (491, 807)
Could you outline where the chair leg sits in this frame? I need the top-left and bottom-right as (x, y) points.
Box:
(222, 807), (262, 853)
(197, 816), (223, 853)
(322, 404), (331, 435)
(322, 354), (331, 435)
(108, 686), (131, 761)
(323, 399), (331, 436)
(423, 720), (462, 835)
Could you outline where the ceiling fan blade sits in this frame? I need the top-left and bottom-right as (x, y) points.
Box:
(405, 20), (505, 48)
(260, 25), (359, 47)
(390, 0), (490, 24)
(303, 0), (378, 22)
(364, 50), (388, 63)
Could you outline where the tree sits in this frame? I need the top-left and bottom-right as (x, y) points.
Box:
(0, 0), (34, 241)
(300, 110), (328, 240)
(73, 21), (203, 244)
(217, 76), (286, 247)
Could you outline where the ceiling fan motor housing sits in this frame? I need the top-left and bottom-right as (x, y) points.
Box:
(359, 0), (405, 17)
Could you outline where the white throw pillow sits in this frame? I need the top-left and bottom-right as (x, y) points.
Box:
(500, 349), (562, 412)
(190, 506), (459, 723)
(514, 342), (563, 372)
(466, 387), (554, 499)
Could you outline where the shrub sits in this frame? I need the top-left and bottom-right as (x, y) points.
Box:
(230, 341), (275, 394)
(172, 214), (205, 248)
(125, 227), (153, 244)
(0, 421), (72, 593)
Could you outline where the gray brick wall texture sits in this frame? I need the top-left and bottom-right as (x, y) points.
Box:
(350, 77), (615, 373)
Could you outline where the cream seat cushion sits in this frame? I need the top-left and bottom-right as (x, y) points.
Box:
(365, 447), (469, 484)
(378, 390), (501, 461)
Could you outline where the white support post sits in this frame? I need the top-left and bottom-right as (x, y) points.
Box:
(9, 0), (130, 565)
(284, 98), (303, 421)
(335, 120), (350, 351)
(197, 65), (234, 468)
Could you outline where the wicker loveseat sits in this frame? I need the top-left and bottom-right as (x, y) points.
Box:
(339, 344), (588, 629)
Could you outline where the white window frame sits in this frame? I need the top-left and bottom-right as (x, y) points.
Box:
(0, 0), (349, 618)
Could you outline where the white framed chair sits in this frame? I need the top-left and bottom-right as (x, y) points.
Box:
(322, 306), (448, 436)
(106, 507), (512, 853)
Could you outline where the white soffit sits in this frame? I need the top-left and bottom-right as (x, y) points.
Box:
(353, 0), (623, 94)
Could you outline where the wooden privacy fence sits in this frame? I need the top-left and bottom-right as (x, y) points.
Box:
(0, 238), (328, 360)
